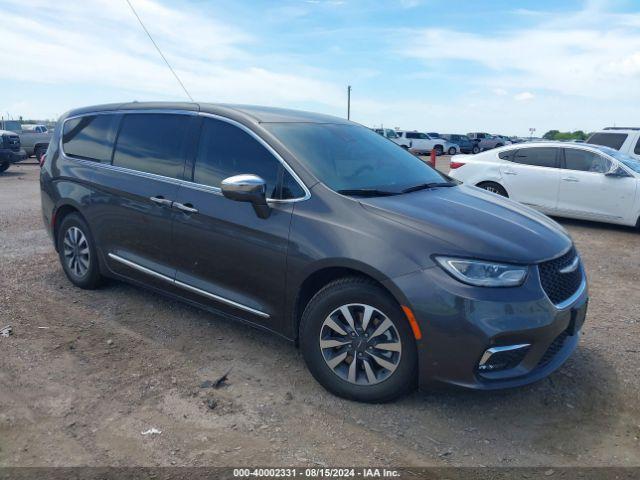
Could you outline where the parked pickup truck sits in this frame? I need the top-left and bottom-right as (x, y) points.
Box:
(0, 130), (27, 173)
(467, 132), (510, 151)
(0, 120), (51, 160)
(394, 131), (460, 155)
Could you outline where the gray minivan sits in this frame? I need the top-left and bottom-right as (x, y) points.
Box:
(40, 102), (588, 402)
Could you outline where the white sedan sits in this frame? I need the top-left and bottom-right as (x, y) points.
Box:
(448, 142), (640, 228)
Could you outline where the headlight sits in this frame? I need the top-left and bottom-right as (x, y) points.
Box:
(435, 256), (528, 287)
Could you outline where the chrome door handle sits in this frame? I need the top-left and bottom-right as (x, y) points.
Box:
(150, 196), (173, 206)
(173, 202), (198, 214)
(562, 177), (579, 182)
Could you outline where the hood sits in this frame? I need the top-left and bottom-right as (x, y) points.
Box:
(359, 184), (572, 265)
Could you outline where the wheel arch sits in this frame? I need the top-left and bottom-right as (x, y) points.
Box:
(475, 180), (510, 197)
(291, 261), (409, 344)
(52, 202), (85, 251)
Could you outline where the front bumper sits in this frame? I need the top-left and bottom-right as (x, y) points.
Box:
(0, 148), (27, 163)
(385, 263), (588, 390)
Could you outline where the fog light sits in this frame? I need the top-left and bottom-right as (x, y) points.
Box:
(477, 344), (530, 372)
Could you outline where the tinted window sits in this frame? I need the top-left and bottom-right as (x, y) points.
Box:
(406, 132), (419, 139)
(63, 115), (120, 162)
(264, 123), (448, 192)
(498, 150), (513, 160)
(587, 132), (627, 150)
(113, 114), (191, 178)
(194, 118), (300, 199)
(512, 148), (558, 168)
(564, 149), (610, 173)
(635, 137), (640, 155)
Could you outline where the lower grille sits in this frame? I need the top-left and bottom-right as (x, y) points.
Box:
(538, 247), (583, 305)
(537, 330), (570, 369)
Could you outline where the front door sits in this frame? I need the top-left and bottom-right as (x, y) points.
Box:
(556, 148), (635, 222)
(171, 116), (306, 331)
(500, 147), (561, 212)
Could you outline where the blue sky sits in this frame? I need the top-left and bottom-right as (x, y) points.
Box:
(2, 0), (640, 135)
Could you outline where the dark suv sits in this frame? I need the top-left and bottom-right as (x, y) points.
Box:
(0, 130), (27, 172)
(41, 103), (588, 402)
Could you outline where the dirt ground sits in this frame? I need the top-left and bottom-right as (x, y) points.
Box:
(1, 162), (639, 467)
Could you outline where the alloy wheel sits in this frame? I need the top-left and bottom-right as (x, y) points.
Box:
(63, 226), (90, 278)
(319, 303), (402, 385)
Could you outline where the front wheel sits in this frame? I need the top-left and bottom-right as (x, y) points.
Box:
(472, 145), (480, 154)
(300, 277), (417, 403)
(434, 145), (444, 156)
(0, 162), (9, 173)
(447, 146), (457, 155)
(34, 145), (46, 162)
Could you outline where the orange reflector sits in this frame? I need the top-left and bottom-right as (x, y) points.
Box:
(401, 305), (422, 340)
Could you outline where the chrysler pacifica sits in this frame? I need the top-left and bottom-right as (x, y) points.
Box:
(40, 103), (588, 402)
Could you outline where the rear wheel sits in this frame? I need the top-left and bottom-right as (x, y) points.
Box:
(34, 145), (46, 162)
(300, 277), (417, 403)
(57, 213), (103, 289)
(472, 145), (480, 154)
(0, 162), (9, 173)
(477, 181), (508, 197)
(447, 146), (457, 155)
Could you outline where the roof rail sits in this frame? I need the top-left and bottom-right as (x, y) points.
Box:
(603, 127), (640, 131)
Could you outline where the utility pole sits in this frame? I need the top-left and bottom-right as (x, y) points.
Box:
(347, 85), (351, 120)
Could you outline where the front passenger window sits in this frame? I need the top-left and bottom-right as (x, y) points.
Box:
(194, 118), (303, 199)
(564, 149), (611, 173)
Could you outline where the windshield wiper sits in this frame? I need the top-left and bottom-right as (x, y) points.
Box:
(401, 182), (457, 194)
(337, 188), (400, 197)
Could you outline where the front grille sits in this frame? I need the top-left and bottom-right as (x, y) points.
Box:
(537, 330), (570, 369)
(538, 247), (582, 305)
(4, 135), (20, 151)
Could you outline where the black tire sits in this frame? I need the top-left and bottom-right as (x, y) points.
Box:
(434, 145), (444, 156)
(477, 181), (508, 197)
(401, 145), (409, 150)
(447, 146), (457, 155)
(472, 145), (480, 154)
(495, 143), (503, 149)
(57, 213), (103, 289)
(34, 145), (46, 162)
(299, 277), (417, 403)
(0, 162), (9, 173)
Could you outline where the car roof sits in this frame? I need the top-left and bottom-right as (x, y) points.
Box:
(63, 102), (351, 125)
(495, 141), (615, 154)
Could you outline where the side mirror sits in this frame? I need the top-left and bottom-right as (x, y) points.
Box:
(221, 174), (271, 219)
(605, 166), (630, 178)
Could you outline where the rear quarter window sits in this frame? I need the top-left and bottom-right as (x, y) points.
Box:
(62, 115), (120, 163)
(587, 132), (628, 150)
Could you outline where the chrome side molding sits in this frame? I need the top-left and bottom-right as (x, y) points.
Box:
(107, 253), (270, 318)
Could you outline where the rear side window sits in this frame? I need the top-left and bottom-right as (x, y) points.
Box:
(193, 118), (304, 200)
(587, 132), (627, 150)
(635, 137), (640, 155)
(564, 149), (611, 173)
(512, 148), (558, 168)
(113, 114), (191, 179)
(406, 132), (418, 139)
(62, 115), (120, 163)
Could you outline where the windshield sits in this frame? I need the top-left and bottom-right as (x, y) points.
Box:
(265, 123), (449, 193)
(594, 145), (640, 174)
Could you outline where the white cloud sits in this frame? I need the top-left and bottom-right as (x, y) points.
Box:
(396, 5), (640, 101)
(0, 0), (345, 116)
(514, 92), (534, 101)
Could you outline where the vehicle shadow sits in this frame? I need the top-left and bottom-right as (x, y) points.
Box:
(0, 170), (27, 178)
(554, 216), (638, 233)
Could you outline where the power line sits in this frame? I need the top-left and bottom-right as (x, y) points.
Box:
(125, 0), (193, 102)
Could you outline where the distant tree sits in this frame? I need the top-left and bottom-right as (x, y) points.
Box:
(542, 130), (588, 141)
